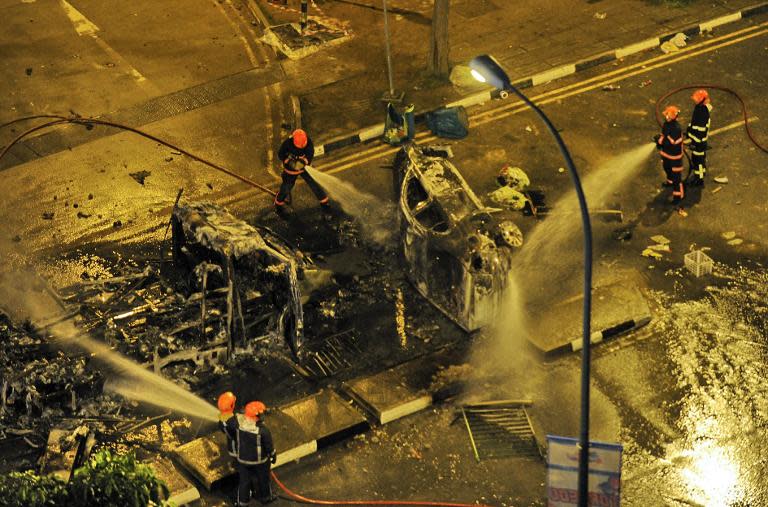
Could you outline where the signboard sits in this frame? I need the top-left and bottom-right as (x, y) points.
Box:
(547, 435), (622, 507)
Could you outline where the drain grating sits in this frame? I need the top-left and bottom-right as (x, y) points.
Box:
(302, 330), (362, 377)
(461, 400), (541, 461)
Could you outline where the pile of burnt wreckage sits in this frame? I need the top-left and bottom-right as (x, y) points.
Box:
(0, 143), (527, 477)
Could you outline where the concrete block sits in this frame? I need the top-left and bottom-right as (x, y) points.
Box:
(150, 458), (200, 506)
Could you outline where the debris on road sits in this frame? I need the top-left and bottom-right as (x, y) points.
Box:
(42, 212), (54, 220)
(129, 171), (152, 185)
(602, 84), (620, 91)
(728, 238), (744, 246)
(639, 80), (653, 88)
(660, 33), (687, 53)
(683, 249), (713, 277)
(593, 11), (607, 20)
(641, 248), (663, 260)
(714, 176), (729, 184)
(712, 186), (723, 194)
(721, 231), (737, 240)
(650, 235), (670, 245)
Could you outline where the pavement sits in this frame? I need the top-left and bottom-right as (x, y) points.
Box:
(2, 1), (768, 506)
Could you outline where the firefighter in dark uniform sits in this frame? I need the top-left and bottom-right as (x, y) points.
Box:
(274, 129), (329, 210)
(226, 400), (277, 505)
(686, 89), (712, 186)
(655, 105), (686, 215)
(217, 392), (237, 460)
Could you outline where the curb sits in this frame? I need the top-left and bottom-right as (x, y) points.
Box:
(543, 314), (653, 357)
(309, 1), (768, 158)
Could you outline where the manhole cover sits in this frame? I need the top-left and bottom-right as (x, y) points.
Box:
(461, 400), (541, 461)
(302, 330), (361, 377)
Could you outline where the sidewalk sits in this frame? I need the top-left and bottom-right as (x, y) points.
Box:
(252, 0), (762, 142)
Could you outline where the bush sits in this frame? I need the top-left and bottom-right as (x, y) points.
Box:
(0, 470), (69, 507)
(0, 450), (170, 507)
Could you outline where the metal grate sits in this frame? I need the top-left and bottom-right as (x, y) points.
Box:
(461, 401), (541, 461)
(302, 330), (362, 377)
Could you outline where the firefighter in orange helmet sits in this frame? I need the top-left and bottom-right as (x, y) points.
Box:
(225, 400), (277, 505)
(686, 89), (712, 186)
(217, 392), (237, 459)
(655, 105), (686, 215)
(274, 129), (330, 211)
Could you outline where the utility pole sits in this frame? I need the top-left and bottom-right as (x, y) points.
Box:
(381, 0), (403, 102)
(300, 0), (308, 35)
(427, 0), (450, 77)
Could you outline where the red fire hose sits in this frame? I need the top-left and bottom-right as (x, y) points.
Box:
(0, 115), (277, 196)
(271, 471), (493, 507)
(655, 84), (768, 154)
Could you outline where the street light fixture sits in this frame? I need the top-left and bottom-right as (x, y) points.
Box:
(469, 54), (594, 507)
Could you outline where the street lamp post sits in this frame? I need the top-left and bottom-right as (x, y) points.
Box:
(469, 54), (594, 507)
(381, 0), (403, 103)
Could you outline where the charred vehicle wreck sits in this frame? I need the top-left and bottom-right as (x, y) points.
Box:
(171, 202), (307, 358)
(393, 144), (523, 331)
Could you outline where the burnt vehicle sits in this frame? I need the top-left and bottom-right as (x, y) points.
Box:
(393, 144), (523, 331)
(171, 202), (306, 357)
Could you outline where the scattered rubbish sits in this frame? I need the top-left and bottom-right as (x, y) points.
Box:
(677, 208), (688, 217)
(25, 68), (32, 76)
(684, 249), (713, 277)
(88, 194), (94, 200)
(165, 157), (174, 162)
(113, 220), (123, 228)
(497, 165), (530, 190)
(639, 80), (653, 88)
(129, 171), (152, 185)
(712, 186), (723, 194)
(76, 211), (91, 219)
(721, 231), (737, 240)
(612, 227), (632, 241)
(642, 248), (663, 260)
(648, 244), (671, 253)
(602, 84), (620, 91)
(593, 11), (607, 19)
(660, 33), (687, 53)
(727, 238), (744, 246)
(12, 235), (20, 242)
(461, 400), (540, 461)
(650, 235), (670, 245)
(525, 125), (533, 132)
(42, 212), (55, 220)
(557, 167), (565, 173)
(488, 186), (528, 210)
(206, 183), (213, 190)
(73, 203), (79, 208)
(714, 176), (729, 184)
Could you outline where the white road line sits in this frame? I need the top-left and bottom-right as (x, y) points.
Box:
(59, 0), (154, 89)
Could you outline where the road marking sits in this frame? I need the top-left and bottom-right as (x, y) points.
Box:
(214, 0), (261, 68)
(328, 23), (768, 174)
(59, 0), (153, 88)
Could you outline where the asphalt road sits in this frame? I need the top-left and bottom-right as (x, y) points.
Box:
(2, 5), (768, 506)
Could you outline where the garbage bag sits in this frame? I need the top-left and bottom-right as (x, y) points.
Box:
(425, 106), (469, 139)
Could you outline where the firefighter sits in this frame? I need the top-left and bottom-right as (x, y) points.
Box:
(274, 129), (329, 211)
(226, 400), (277, 505)
(686, 89), (712, 186)
(217, 392), (237, 459)
(655, 105), (686, 215)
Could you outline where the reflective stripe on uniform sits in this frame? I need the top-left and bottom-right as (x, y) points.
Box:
(661, 151), (684, 160)
(283, 168), (304, 175)
(694, 165), (706, 178)
(668, 135), (684, 144)
(692, 150), (706, 156)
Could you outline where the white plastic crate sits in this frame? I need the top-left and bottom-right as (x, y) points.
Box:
(684, 250), (713, 277)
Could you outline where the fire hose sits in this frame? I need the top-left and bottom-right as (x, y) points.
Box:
(0, 115), (277, 197)
(270, 471), (493, 507)
(655, 84), (768, 154)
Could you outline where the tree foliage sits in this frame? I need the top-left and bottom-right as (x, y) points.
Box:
(0, 449), (171, 507)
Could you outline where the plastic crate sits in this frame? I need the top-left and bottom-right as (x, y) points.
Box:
(684, 250), (713, 277)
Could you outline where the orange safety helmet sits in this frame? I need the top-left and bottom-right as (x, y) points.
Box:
(292, 129), (308, 148)
(663, 105), (680, 121)
(245, 401), (267, 420)
(691, 89), (710, 104)
(218, 392), (236, 413)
